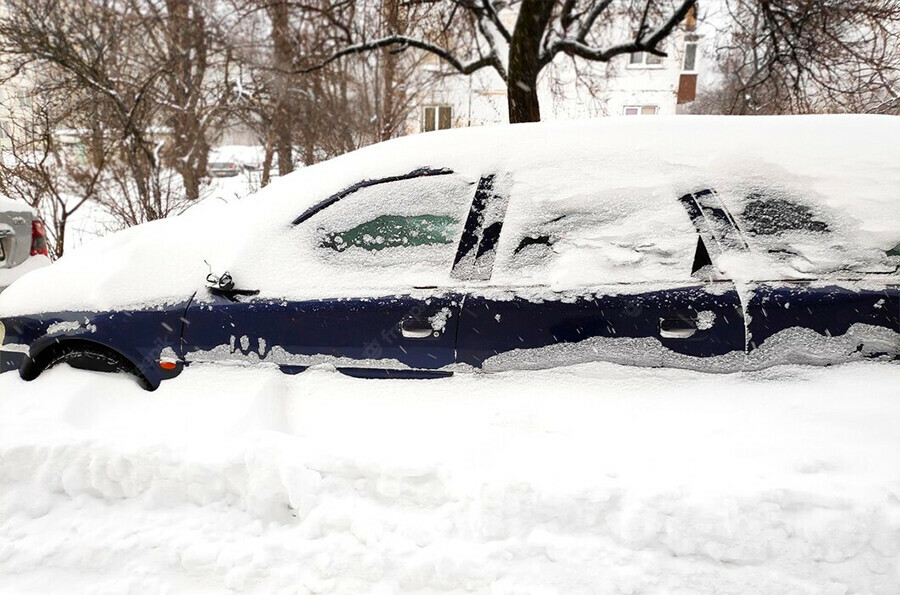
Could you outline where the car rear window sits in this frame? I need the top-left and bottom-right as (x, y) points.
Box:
(716, 185), (899, 278)
(741, 194), (829, 235)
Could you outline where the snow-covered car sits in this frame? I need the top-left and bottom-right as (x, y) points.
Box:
(207, 161), (244, 177)
(0, 197), (50, 294)
(1, 116), (898, 390)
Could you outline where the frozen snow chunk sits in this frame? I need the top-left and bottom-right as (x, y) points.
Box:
(428, 307), (453, 332)
(696, 310), (716, 330)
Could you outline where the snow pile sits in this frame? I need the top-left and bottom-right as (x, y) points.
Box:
(1, 361), (900, 593)
(1, 115), (898, 316)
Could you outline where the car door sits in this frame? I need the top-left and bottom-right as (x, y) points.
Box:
(457, 285), (747, 371)
(454, 173), (747, 371)
(183, 168), (478, 377)
(723, 192), (900, 365)
(743, 283), (900, 367)
(678, 187), (900, 365)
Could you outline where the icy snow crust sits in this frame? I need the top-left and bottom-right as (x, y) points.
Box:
(479, 322), (899, 373)
(1, 115), (898, 316)
(1, 361), (900, 593)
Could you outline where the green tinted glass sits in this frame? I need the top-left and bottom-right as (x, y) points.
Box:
(322, 214), (458, 252)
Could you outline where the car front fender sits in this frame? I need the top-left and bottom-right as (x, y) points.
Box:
(3, 301), (193, 389)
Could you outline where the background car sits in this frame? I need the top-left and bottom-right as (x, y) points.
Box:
(207, 160), (246, 177)
(0, 196), (51, 294)
(1, 116), (898, 389)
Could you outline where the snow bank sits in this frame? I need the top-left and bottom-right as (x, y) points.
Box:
(1, 362), (899, 593)
(1, 115), (898, 316)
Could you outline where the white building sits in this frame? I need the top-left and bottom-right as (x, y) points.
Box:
(411, 6), (701, 134)
(0, 80), (33, 151)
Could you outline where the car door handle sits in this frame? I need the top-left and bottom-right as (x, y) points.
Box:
(400, 319), (436, 339)
(659, 318), (698, 339)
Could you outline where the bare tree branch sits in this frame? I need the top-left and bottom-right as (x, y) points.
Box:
(296, 34), (502, 79)
(542, 1), (695, 68)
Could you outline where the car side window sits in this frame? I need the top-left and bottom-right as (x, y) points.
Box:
(740, 193), (829, 235)
(680, 186), (898, 277)
(730, 189), (899, 275)
(299, 172), (475, 289)
(490, 172), (697, 288)
(321, 214), (459, 252)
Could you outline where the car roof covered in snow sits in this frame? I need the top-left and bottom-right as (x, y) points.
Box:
(0, 195), (36, 215)
(1, 115), (899, 315)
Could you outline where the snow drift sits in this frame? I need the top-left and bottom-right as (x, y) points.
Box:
(1, 361), (900, 593)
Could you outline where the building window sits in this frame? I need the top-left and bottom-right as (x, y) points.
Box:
(422, 105), (452, 132)
(16, 91), (32, 110)
(683, 42), (698, 72)
(624, 106), (659, 116)
(629, 50), (664, 67)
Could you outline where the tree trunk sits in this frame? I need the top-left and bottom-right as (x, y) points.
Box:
(165, 0), (209, 201)
(179, 162), (201, 200)
(261, 134), (275, 188)
(55, 211), (66, 258)
(276, 130), (293, 176)
(507, 71), (541, 123)
(268, 0), (294, 177)
(506, 0), (554, 123)
(379, 0), (400, 141)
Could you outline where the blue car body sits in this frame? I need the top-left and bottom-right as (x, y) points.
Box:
(2, 281), (897, 390)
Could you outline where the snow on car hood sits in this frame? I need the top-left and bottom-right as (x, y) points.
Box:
(1, 115), (898, 316)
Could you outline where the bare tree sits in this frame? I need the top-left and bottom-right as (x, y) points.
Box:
(0, 0), (185, 223)
(304, 0), (697, 123)
(222, 0), (303, 185)
(0, 85), (111, 257)
(225, 0), (431, 187)
(693, 0), (900, 115)
(1, 0), (236, 215)
(151, 0), (234, 200)
(266, 0), (297, 177)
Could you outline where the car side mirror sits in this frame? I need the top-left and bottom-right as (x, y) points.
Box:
(205, 270), (258, 301)
(206, 271), (234, 291)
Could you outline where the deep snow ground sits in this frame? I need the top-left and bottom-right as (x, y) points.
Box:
(1, 361), (899, 594)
